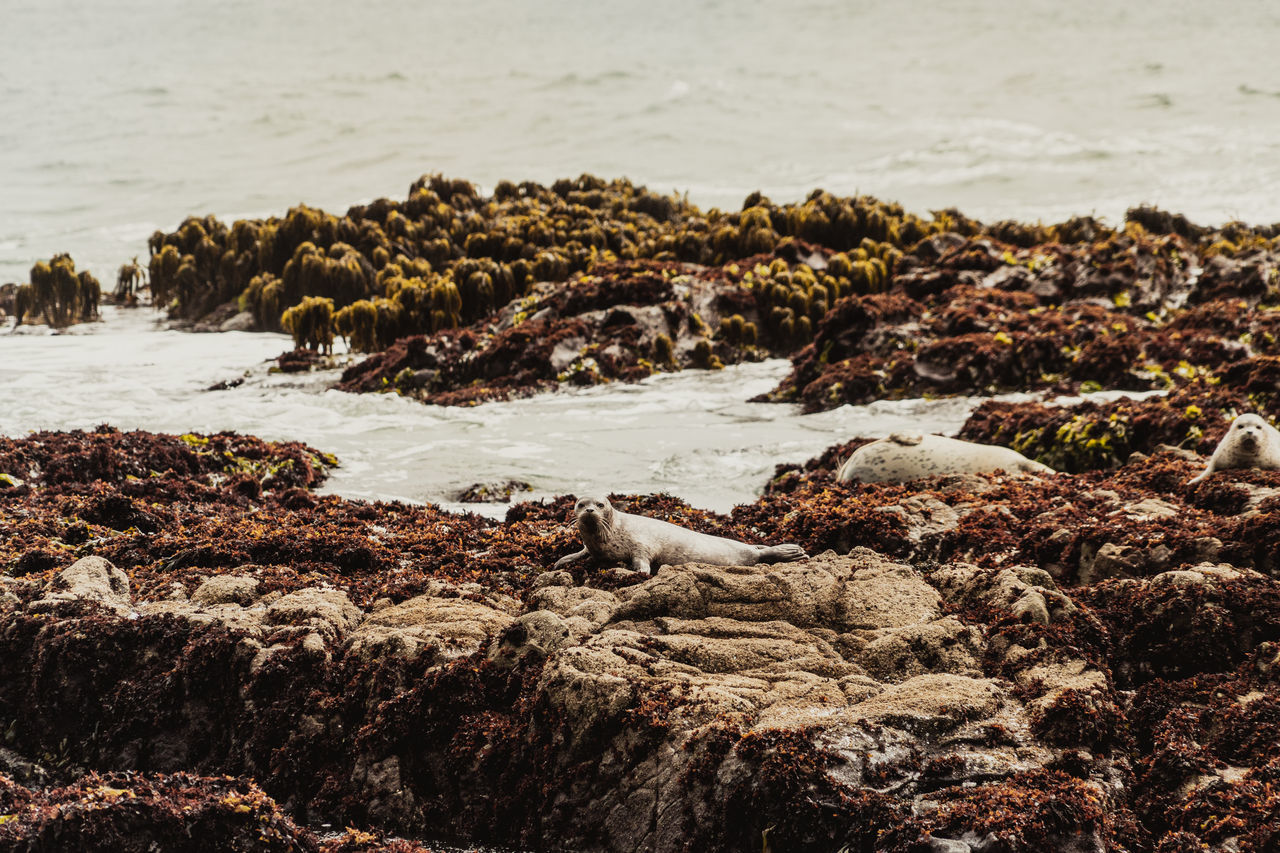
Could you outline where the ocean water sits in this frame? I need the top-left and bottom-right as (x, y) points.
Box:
(0, 307), (1005, 514)
(0, 308), (1153, 514)
(0, 0), (1264, 510)
(3, 0), (1280, 285)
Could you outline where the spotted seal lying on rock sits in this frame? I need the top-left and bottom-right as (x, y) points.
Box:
(837, 432), (1054, 484)
(553, 495), (807, 574)
(1188, 413), (1280, 485)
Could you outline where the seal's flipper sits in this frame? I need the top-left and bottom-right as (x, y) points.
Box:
(553, 548), (590, 569)
(759, 543), (807, 563)
(1020, 458), (1056, 475)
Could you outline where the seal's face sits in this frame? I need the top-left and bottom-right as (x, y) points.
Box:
(574, 496), (614, 534)
(1232, 414), (1268, 449)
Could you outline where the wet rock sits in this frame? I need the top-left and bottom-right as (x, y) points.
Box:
(532, 569), (575, 589)
(0, 747), (50, 787)
(1149, 561), (1259, 589)
(609, 548), (942, 631)
(527, 581), (619, 628)
(507, 555), (1057, 851)
(0, 576), (21, 608)
(874, 494), (965, 558)
(930, 563), (1076, 625)
(914, 232), (969, 263)
(854, 618), (985, 682)
(265, 587), (363, 643)
(1118, 497), (1181, 520)
(30, 555), (131, 615)
(190, 574), (260, 607)
(487, 609), (575, 667)
(219, 310), (257, 332)
(348, 591), (514, 663)
(1079, 541), (1150, 584)
(851, 672), (1006, 734)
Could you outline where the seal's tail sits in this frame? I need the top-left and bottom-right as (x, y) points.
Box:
(759, 543), (807, 563)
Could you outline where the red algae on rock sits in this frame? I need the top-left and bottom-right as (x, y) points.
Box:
(5, 417), (1280, 850)
(127, 176), (1280, 409)
(9, 199), (1280, 851)
(0, 772), (320, 852)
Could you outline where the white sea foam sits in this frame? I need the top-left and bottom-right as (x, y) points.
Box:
(0, 0), (1242, 515)
(0, 310), (1159, 516)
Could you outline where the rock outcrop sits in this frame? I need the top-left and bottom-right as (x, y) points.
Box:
(6, 421), (1280, 850)
(1, 547), (1139, 852)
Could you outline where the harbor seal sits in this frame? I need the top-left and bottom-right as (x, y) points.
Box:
(837, 432), (1054, 484)
(553, 495), (807, 574)
(1187, 413), (1280, 485)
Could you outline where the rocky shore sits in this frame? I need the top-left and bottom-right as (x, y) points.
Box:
(15, 176), (1275, 416)
(2, 403), (1280, 852)
(5, 186), (1280, 851)
(120, 179), (1280, 416)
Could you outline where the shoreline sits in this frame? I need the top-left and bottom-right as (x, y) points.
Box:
(4, 408), (1280, 850)
(4, 182), (1280, 849)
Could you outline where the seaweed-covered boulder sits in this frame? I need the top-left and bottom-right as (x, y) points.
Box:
(12, 415), (1280, 849)
(0, 773), (320, 852)
(367, 551), (1108, 852)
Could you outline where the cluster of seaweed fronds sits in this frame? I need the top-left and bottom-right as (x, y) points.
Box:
(11, 254), (100, 328)
(142, 174), (1114, 350)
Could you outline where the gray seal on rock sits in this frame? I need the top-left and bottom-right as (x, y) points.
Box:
(837, 432), (1054, 484)
(1188, 413), (1280, 485)
(553, 495), (807, 575)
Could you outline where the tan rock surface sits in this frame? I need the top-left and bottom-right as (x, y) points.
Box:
(349, 593), (514, 662)
(30, 555), (132, 615)
(494, 551), (1065, 851)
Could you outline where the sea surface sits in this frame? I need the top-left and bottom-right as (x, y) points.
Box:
(4, 0), (1280, 285)
(0, 308), (1024, 514)
(0, 0), (1270, 510)
(0, 308), (1153, 514)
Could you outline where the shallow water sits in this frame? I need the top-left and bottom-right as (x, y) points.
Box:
(0, 0), (1233, 510)
(4, 0), (1280, 284)
(1, 309), (1153, 515)
(0, 308), (974, 513)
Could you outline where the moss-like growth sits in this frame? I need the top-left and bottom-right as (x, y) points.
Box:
(20, 253), (99, 327)
(653, 333), (677, 367)
(691, 338), (723, 370)
(280, 296), (336, 354)
(115, 257), (145, 305)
